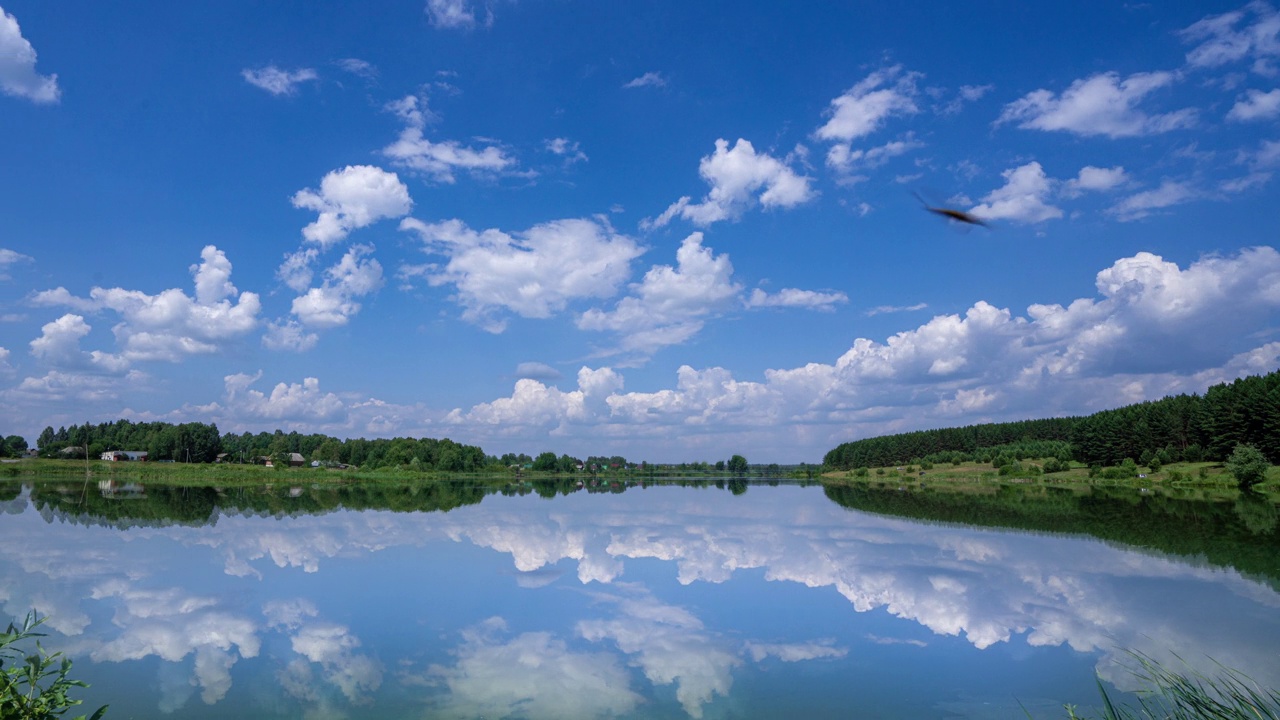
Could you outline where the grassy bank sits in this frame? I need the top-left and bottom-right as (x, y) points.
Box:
(822, 458), (1279, 500)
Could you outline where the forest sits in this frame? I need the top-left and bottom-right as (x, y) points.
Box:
(823, 369), (1280, 471)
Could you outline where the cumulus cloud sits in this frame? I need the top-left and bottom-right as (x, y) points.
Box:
(222, 371), (347, 423)
(446, 247), (1280, 461)
(579, 592), (741, 719)
(1228, 87), (1280, 120)
(646, 139), (815, 228)
(578, 232), (741, 359)
(0, 8), (59, 103)
(0, 248), (33, 280)
(1180, 3), (1280, 71)
(400, 216), (643, 333)
(292, 165), (412, 248)
(815, 66), (921, 142)
(5, 368), (146, 403)
(241, 66), (318, 95)
(623, 71), (667, 89)
(30, 246), (261, 363)
(261, 319), (319, 352)
(1062, 165), (1130, 197)
(28, 314), (127, 371)
(290, 245), (384, 328)
(969, 161), (1063, 223)
(1108, 180), (1198, 221)
(427, 618), (641, 719)
(382, 95), (514, 183)
(997, 72), (1197, 138)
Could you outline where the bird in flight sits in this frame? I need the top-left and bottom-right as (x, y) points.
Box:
(913, 192), (989, 228)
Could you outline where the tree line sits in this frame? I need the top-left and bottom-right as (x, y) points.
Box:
(824, 369), (1280, 471)
(8, 419), (762, 475)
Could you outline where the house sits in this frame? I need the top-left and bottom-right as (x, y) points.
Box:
(216, 453), (229, 463)
(288, 453), (305, 467)
(100, 450), (148, 461)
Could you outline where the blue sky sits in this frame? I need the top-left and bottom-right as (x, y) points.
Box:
(2, 1), (1278, 462)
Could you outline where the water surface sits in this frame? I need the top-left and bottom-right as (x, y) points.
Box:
(2, 479), (1277, 719)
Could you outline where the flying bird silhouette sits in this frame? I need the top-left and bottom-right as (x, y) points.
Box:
(913, 192), (989, 228)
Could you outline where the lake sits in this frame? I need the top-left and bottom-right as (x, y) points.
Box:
(3, 477), (1279, 719)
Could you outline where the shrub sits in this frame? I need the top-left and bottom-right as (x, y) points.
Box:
(1, 612), (107, 720)
(1227, 444), (1271, 490)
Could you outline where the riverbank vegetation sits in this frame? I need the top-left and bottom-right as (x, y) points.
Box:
(824, 369), (1278, 493)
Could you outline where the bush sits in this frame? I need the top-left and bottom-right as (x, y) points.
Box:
(1227, 444), (1271, 490)
(1, 612), (107, 720)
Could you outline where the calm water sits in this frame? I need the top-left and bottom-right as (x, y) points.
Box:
(2, 478), (1279, 719)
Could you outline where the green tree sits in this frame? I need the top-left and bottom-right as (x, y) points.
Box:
(1226, 444), (1270, 490)
(532, 452), (558, 472)
(727, 455), (748, 475)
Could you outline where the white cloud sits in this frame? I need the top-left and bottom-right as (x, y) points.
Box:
(997, 72), (1197, 138)
(292, 165), (412, 248)
(1228, 87), (1280, 120)
(7, 368), (145, 403)
(261, 319), (319, 352)
(578, 232), (742, 359)
(427, 618), (641, 720)
(866, 303), (928, 317)
(826, 136), (922, 174)
(0, 346), (10, 374)
(1221, 171), (1272, 192)
(969, 161), (1063, 223)
(334, 58), (376, 78)
(744, 639), (847, 663)
(1062, 165), (1130, 197)
(382, 95), (514, 183)
(30, 246), (261, 363)
(0, 248), (33, 280)
(745, 287), (848, 311)
(1180, 3), (1280, 70)
(623, 71), (667, 89)
(544, 137), (587, 164)
(578, 593), (740, 719)
(515, 362), (562, 381)
(425, 0), (489, 29)
(1256, 138), (1280, 167)
(445, 247), (1280, 461)
(646, 139), (815, 228)
(241, 66), (318, 96)
(400, 216), (643, 332)
(290, 245), (384, 328)
(815, 66), (921, 142)
(28, 314), (127, 372)
(222, 371), (347, 423)
(1108, 180), (1197, 221)
(0, 8), (59, 103)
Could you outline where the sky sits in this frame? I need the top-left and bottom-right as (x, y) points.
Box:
(1, 1), (1278, 463)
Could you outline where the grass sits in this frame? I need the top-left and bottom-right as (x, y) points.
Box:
(823, 459), (1279, 499)
(1057, 652), (1280, 720)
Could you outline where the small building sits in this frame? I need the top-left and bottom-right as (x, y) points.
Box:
(215, 453), (230, 463)
(288, 453), (305, 467)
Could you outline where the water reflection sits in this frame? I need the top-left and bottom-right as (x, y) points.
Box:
(1, 479), (1278, 719)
